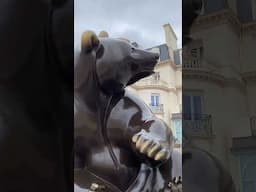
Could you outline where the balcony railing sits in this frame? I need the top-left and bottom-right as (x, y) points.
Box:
(182, 113), (213, 138)
(183, 58), (201, 69)
(133, 78), (170, 90)
(250, 116), (256, 136)
(149, 104), (164, 114)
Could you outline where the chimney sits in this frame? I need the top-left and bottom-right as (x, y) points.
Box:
(163, 23), (177, 49)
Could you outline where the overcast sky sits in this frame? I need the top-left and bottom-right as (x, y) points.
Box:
(75, 0), (182, 50)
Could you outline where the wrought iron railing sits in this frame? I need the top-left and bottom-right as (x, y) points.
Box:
(149, 104), (164, 113)
(250, 116), (256, 136)
(183, 58), (201, 69)
(182, 113), (213, 137)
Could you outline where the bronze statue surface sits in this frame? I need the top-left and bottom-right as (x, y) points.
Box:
(74, 31), (173, 191)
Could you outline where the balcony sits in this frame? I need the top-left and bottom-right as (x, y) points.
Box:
(132, 78), (171, 91)
(231, 137), (256, 154)
(182, 113), (213, 138)
(183, 58), (201, 69)
(149, 104), (164, 114)
(250, 116), (256, 136)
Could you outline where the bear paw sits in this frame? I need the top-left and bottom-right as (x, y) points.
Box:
(132, 130), (170, 161)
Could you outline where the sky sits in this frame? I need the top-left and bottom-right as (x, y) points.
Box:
(74, 0), (182, 50)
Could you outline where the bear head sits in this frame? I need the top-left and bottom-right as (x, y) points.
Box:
(78, 31), (159, 95)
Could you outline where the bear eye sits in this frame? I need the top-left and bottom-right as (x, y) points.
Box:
(131, 47), (135, 51)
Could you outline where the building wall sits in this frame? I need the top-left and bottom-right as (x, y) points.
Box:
(129, 24), (182, 148)
(186, 7), (256, 191)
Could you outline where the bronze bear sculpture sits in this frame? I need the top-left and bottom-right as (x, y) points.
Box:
(74, 31), (174, 191)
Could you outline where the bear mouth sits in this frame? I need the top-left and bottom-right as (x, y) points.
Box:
(127, 59), (158, 86)
(127, 70), (154, 85)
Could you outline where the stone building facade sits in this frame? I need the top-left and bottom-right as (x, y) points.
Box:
(128, 23), (182, 149)
(183, 0), (256, 191)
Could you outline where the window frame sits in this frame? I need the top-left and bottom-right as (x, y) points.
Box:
(183, 90), (205, 120)
(151, 93), (160, 106)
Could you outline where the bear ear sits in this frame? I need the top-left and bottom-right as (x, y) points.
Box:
(99, 31), (109, 38)
(81, 30), (100, 53)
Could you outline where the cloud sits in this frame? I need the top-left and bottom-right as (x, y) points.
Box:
(75, 0), (181, 49)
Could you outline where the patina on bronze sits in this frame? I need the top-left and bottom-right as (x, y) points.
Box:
(74, 31), (173, 191)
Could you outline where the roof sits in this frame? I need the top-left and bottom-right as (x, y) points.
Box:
(147, 44), (170, 62)
(147, 44), (181, 65)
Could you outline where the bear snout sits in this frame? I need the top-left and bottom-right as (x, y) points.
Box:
(145, 51), (159, 62)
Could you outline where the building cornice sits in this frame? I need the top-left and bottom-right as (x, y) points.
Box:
(192, 9), (241, 34)
(131, 83), (176, 93)
(131, 78), (179, 93)
(192, 9), (256, 36)
(183, 69), (246, 92)
(183, 69), (224, 83)
(231, 136), (256, 154)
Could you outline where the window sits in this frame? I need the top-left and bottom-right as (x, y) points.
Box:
(204, 0), (227, 14)
(240, 154), (256, 192)
(190, 47), (202, 58)
(183, 40), (203, 68)
(159, 44), (170, 61)
(174, 119), (182, 144)
(151, 94), (160, 106)
(183, 91), (203, 120)
(236, 0), (253, 22)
